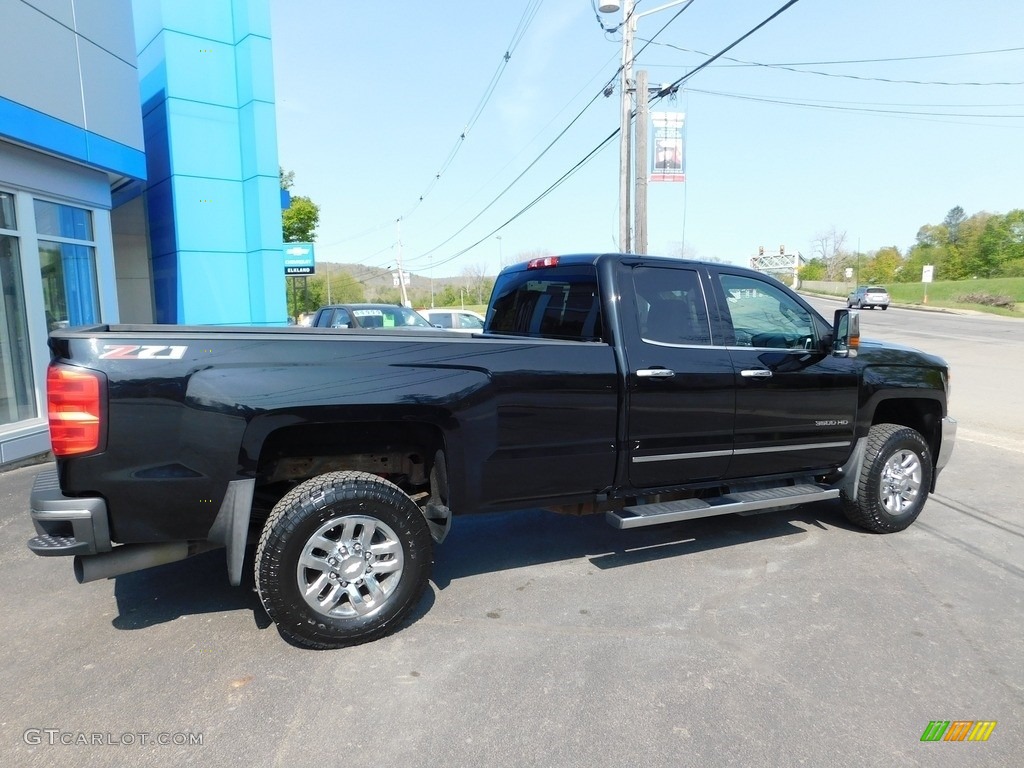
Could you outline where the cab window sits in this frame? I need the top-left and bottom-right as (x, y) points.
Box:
(632, 266), (712, 346)
(488, 266), (604, 341)
(719, 274), (815, 349)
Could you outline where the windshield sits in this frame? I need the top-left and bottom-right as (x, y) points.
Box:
(352, 306), (432, 328)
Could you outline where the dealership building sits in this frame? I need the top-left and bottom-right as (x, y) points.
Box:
(0, 0), (286, 466)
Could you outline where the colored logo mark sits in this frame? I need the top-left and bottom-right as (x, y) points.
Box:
(920, 721), (997, 742)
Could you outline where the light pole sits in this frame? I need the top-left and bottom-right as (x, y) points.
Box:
(599, 0), (688, 254)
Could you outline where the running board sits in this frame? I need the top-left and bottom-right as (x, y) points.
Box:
(607, 484), (840, 530)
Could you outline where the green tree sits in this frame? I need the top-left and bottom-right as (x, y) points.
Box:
(286, 276), (324, 320)
(863, 246), (902, 283)
(317, 269), (365, 304)
(282, 195), (320, 243)
(943, 205), (966, 244)
(798, 258), (826, 281)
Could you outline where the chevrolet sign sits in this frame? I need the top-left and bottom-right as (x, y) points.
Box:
(283, 243), (315, 275)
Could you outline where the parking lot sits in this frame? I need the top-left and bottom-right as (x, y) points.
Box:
(2, 303), (1021, 767)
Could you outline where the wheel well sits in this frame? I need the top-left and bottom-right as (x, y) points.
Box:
(870, 398), (942, 463)
(251, 421), (445, 526)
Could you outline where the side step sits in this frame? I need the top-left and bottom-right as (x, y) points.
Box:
(606, 484), (840, 530)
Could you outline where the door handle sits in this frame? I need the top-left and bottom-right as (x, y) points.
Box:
(636, 368), (675, 378)
(740, 369), (773, 378)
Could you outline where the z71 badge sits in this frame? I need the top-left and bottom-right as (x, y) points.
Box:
(99, 345), (188, 360)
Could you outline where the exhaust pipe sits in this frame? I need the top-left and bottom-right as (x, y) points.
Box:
(74, 541), (216, 583)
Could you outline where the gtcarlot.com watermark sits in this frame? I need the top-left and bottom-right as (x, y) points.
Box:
(24, 728), (203, 747)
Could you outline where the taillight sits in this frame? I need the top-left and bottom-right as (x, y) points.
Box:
(47, 365), (104, 457)
(527, 256), (560, 269)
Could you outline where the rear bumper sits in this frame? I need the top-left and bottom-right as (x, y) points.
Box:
(27, 468), (111, 557)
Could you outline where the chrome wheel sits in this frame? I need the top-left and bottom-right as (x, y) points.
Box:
(879, 449), (922, 514)
(297, 515), (405, 619)
(841, 423), (933, 533)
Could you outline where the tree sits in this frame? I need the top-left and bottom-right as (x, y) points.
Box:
(811, 227), (850, 280)
(943, 205), (966, 245)
(286, 276), (324, 320)
(461, 264), (491, 306)
(863, 247), (902, 284)
(279, 167), (295, 190)
(317, 269), (365, 304)
(282, 196), (320, 243)
(798, 258), (827, 281)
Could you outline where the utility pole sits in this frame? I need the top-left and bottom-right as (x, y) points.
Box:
(395, 219), (409, 307)
(616, 0), (635, 253)
(634, 69), (649, 255)
(601, 0), (689, 254)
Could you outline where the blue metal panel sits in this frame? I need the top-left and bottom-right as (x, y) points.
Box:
(164, 99), (242, 180)
(151, 0), (234, 44)
(238, 100), (279, 180)
(231, 0), (272, 41)
(0, 96), (146, 179)
(135, 0), (285, 327)
(0, 96), (87, 158)
(177, 251), (250, 324)
(164, 32), (238, 108)
(234, 35), (275, 106)
(246, 249), (288, 325)
(243, 176), (283, 251)
(172, 177), (246, 253)
(84, 133), (147, 179)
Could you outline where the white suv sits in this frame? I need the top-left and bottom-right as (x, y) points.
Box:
(419, 308), (486, 333)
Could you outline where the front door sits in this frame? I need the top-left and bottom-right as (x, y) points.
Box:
(712, 270), (859, 480)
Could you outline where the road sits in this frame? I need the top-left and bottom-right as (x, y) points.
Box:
(804, 295), (1024, 451)
(1, 304), (1021, 767)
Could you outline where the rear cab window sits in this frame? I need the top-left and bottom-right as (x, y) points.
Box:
(487, 263), (605, 341)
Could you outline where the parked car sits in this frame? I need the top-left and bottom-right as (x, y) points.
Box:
(419, 308), (486, 333)
(312, 303), (434, 329)
(847, 285), (890, 310)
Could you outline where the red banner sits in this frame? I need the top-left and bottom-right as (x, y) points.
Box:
(650, 112), (685, 183)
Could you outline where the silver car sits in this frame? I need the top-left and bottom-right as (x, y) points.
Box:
(847, 285), (890, 310)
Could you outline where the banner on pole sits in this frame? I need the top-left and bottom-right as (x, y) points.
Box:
(650, 112), (685, 183)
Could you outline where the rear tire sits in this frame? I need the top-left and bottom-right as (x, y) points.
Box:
(255, 471), (433, 649)
(841, 424), (933, 533)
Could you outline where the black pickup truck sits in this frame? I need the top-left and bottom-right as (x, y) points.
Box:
(29, 254), (956, 648)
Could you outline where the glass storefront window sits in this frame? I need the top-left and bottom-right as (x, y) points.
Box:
(34, 201), (99, 329)
(34, 199), (93, 240)
(0, 191), (15, 229)
(0, 196), (38, 424)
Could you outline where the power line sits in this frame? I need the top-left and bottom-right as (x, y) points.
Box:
(414, 1), (804, 271)
(402, 1), (697, 268)
(654, 0), (804, 98)
(686, 87), (1024, 120)
(642, 40), (1024, 86)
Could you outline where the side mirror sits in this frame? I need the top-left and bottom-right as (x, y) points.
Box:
(832, 309), (860, 357)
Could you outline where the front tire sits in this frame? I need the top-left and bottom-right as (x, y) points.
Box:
(841, 424), (933, 533)
(255, 471), (433, 649)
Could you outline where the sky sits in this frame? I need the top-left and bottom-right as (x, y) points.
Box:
(268, 0), (1024, 279)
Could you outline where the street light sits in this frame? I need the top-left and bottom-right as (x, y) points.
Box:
(600, 0), (689, 254)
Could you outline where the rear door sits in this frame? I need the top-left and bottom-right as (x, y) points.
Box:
(710, 269), (859, 479)
(622, 263), (735, 487)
